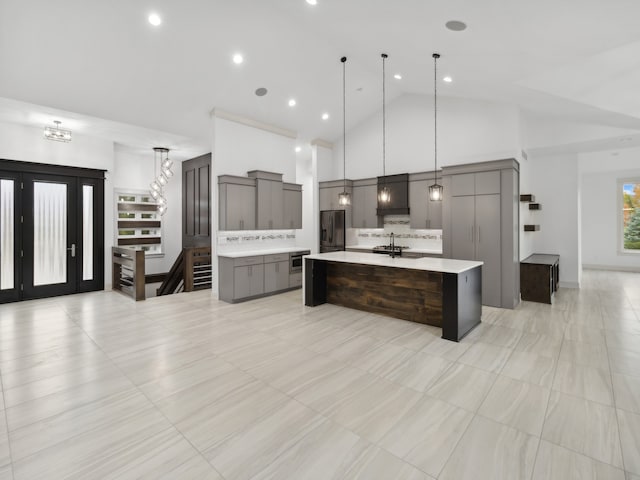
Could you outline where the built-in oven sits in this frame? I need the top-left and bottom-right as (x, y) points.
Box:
(290, 250), (310, 273)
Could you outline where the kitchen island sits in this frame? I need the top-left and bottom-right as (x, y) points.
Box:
(304, 251), (483, 342)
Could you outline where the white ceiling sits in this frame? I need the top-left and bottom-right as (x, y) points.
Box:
(1, 0), (640, 156)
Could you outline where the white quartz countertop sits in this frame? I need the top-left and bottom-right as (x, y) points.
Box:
(218, 247), (310, 258)
(305, 251), (481, 274)
(345, 245), (443, 255)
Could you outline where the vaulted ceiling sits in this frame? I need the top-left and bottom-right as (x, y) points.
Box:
(1, 0), (639, 158)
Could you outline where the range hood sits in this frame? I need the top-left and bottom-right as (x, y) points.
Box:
(376, 173), (409, 216)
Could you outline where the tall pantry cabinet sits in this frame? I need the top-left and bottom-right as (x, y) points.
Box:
(442, 159), (520, 309)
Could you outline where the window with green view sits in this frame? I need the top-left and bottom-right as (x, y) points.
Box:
(622, 181), (640, 251)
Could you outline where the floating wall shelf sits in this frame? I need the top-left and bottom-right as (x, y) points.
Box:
(529, 203), (541, 210)
(520, 194), (535, 202)
(524, 225), (540, 232)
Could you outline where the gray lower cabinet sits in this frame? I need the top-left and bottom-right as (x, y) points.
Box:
(234, 264), (264, 299)
(283, 184), (302, 229)
(409, 175), (443, 229)
(264, 257), (289, 293)
(218, 176), (256, 230)
(443, 159), (520, 309)
(352, 179), (380, 228)
(219, 252), (303, 302)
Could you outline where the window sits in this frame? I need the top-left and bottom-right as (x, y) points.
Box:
(115, 190), (164, 256)
(620, 178), (640, 253)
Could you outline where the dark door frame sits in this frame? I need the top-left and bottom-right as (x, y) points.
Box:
(0, 159), (106, 303)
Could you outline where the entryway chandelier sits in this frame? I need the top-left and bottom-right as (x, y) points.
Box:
(149, 147), (173, 216)
(44, 120), (72, 143)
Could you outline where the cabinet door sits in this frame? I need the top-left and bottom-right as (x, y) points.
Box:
(362, 184), (379, 228)
(319, 187), (332, 211)
(283, 189), (302, 229)
(450, 196), (475, 261)
(351, 186), (366, 228)
(270, 181), (284, 229)
(233, 266), (251, 299)
(256, 180), (273, 229)
(225, 183), (255, 230)
(264, 262), (278, 293)
(475, 194), (501, 307)
(276, 261), (289, 290)
(409, 180), (429, 229)
(249, 264), (264, 296)
(451, 173), (475, 196)
(427, 196), (443, 229)
(475, 171), (501, 195)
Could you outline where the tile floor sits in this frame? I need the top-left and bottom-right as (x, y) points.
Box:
(0, 269), (639, 479)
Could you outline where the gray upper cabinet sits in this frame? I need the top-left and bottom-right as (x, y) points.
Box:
(409, 173), (443, 230)
(218, 175), (256, 230)
(352, 178), (380, 229)
(442, 159), (520, 309)
(249, 171), (284, 230)
(220, 171), (302, 231)
(283, 183), (302, 229)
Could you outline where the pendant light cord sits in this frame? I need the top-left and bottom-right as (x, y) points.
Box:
(382, 53), (388, 180)
(342, 57), (347, 191)
(433, 53), (439, 183)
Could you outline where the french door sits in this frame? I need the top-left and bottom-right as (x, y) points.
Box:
(0, 161), (104, 303)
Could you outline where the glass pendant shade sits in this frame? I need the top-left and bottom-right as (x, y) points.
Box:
(150, 181), (161, 192)
(379, 186), (391, 203)
(162, 167), (174, 178)
(338, 191), (351, 206)
(157, 173), (168, 186)
(157, 195), (167, 206)
(162, 159), (173, 169)
(158, 204), (167, 216)
(149, 189), (160, 200)
(429, 183), (443, 202)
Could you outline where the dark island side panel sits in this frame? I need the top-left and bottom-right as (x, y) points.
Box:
(325, 262), (443, 326)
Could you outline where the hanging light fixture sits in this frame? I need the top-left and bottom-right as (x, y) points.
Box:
(379, 53), (391, 204)
(44, 120), (72, 142)
(338, 56), (351, 207)
(149, 147), (172, 216)
(429, 53), (443, 202)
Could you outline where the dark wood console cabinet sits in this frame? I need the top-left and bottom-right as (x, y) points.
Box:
(520, 254), (559, 304)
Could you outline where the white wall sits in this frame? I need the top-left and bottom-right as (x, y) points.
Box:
(213, 117), (296, 182)
(529, 153), (581, 287)
(112, 147), (181, 274)
(0, 121), (115, 286)
(580, 147), (640, 271)
(296, 145), (317, 253)
(331, 93), (522, 180)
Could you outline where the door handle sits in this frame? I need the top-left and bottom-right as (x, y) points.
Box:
(470, 225), (474, 243)
(67, 244), (76, 258)
(477, 226), (480, 243)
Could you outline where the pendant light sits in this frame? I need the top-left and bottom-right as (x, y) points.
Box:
(338, 56), (351, 206)
(149, 147), (173, 216)
(429, 53), (443, 202)
(379, 53), (391, 204)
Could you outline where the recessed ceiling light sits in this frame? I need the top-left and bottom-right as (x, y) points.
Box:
(255, 87), (268, 97)
(232, 53), (244, 64)
(443, 76), (453, 83)
(295, 146), (302, 153)
(394, 74), (402, 80)
(288, 99), (297, 107)
(445, 20), (467, 31)
(148, 13), (162, 26)
(306, 0), (318, 5)
(321, 113), (329, 120)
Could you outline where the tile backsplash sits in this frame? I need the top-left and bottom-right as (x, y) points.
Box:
(347, 215), (442, 250)
(217, 229), (296, 254)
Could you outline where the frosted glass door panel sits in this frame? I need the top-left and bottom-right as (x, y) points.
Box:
(33, 182), (67, 286)
(0, 179), (14, 290)
(82, 185), (93, 281)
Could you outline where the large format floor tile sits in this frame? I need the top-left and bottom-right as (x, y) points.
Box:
(542, 391), (623, 468)
(0, 269), (639, 479)
(531, 440), (626, 480)
(439, 415), (538, 480)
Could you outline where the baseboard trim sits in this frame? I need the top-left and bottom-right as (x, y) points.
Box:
(559, 281), (580, 289)
(583, 264), (640, 273)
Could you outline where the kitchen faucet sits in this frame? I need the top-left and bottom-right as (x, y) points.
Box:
(390, 232), (395, 258)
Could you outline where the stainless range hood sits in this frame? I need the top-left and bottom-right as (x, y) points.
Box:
(376, 173), (410, 216)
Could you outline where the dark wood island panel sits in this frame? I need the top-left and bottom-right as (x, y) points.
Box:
(305, 257), (482, 342)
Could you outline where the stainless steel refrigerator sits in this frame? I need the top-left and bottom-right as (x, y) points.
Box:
(320, 210), (345, 253)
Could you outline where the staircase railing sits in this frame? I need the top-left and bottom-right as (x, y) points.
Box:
(156, 246), (212, 296)
(112, 247), (146, 301)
